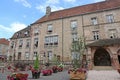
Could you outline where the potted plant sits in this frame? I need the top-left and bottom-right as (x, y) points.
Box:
(57, 63), (64, 72)
(31, 55), (41, 79)
(51, 54), (60, 73)
(68, 37), (87, 80)
(42, 69), (53, 76)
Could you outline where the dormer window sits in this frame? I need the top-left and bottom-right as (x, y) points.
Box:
(24, 31), (29, 36)
(47, 24), (53, 33)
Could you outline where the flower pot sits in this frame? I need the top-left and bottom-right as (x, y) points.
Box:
(42, 69), (52, 76)
(68, 68), (87, 80)
(52, 66), (58, 73)
(69, 71), (86, 80)
(52, 69), (57, 73)
(7, 73), (28, 80)
(32, 71), (40, 79)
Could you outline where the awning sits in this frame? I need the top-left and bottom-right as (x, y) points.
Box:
(87, 38), (120, 47)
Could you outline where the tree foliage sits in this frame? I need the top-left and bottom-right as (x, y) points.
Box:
(34, 55), (39, 70)
(71, 37), (85, 68)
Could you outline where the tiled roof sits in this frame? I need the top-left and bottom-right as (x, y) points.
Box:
(33, 0), (120, 24)
(0, 38), (9, 45)
(87, 38), (120, 47)
(11, 26), (31, 39)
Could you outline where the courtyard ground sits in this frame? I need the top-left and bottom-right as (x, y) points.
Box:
(0, 69), (120, 80)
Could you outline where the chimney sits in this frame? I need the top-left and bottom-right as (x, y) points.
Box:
(46, 6), (51, 16)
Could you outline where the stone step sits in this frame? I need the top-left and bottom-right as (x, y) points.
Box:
(93, 66), (113, 70)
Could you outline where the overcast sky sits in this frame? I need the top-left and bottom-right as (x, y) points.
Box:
(0, 0), (105, 39)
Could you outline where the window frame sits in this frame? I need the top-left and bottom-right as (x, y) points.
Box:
(106, 14), (114, 23)
(93, 31), (99, 40)
(91, 17), (98, 25)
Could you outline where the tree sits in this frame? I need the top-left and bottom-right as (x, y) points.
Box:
(34, 55), (39, 70)
(51, 54), (60, 65)
(71, 37), (85, 68)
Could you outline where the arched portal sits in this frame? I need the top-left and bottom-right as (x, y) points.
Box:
(117, 49), (120, 64)
(94, 48), (111, 66)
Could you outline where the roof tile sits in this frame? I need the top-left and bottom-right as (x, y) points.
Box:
(33, 0), (120, 24)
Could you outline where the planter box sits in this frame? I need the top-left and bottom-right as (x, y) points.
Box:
(7, 73), (28, 80)
(68, 69), (87, 80)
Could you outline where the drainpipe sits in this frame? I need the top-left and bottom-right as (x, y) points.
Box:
(62, 17), (64, 63)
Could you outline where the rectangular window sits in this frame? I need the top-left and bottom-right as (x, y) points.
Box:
(47, 24), (53, 33)
(45, 37), (49, 45)
(93, 31), (99, 40)
(18, 52), (21, 60)
(108, 29), (117, 38)
(26, 39), (30, 48)
(11, 41), (14, 48)
(45, 35), (58, 46)
(24, 31), (29, 36)
(19, 40), (23, 48)
(91, 17), (98, 25)
(106, 14), (114, 23)
(48, 51), (52, 60)
(71, 21), (77, 30)
(34, 38), (38, 48)
(72, 33), (78, 42)
(34, 28), (39, 36)
(25, 52), (29, 60)
(33, 52), (37, 60)
(53, 36), (58, 45)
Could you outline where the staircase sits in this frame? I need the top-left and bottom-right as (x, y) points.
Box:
(93, 66), (113, 70)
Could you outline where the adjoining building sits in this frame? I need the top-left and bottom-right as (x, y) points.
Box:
(9, 0), (120, 69)
(0, 38), (9, 62)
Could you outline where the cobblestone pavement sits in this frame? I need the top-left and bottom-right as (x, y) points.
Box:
(0, 70), (120, 80)
(87, 70), (120, 80)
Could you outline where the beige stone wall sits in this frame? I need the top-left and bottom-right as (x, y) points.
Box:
(83, 9), (120, 44)
(9, 7), (120, 67)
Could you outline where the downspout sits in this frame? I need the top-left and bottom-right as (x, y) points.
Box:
(62, 17), (64, 63)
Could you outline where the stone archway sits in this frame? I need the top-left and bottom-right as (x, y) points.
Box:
(117, 49), (120, 64)
(94, 48), (111, 66)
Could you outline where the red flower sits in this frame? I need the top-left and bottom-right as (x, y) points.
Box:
(42, 69), (52, 76)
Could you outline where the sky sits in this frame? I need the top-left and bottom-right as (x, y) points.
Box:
(0, 0), (105, 39)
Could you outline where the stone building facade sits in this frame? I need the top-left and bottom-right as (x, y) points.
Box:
(0, 38), (9, 61)
(9, 0), (120, 69)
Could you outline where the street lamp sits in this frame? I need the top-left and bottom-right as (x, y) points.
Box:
(47, 53), (49, 66)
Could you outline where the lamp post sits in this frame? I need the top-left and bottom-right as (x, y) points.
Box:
(47, 53), (49, 66)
